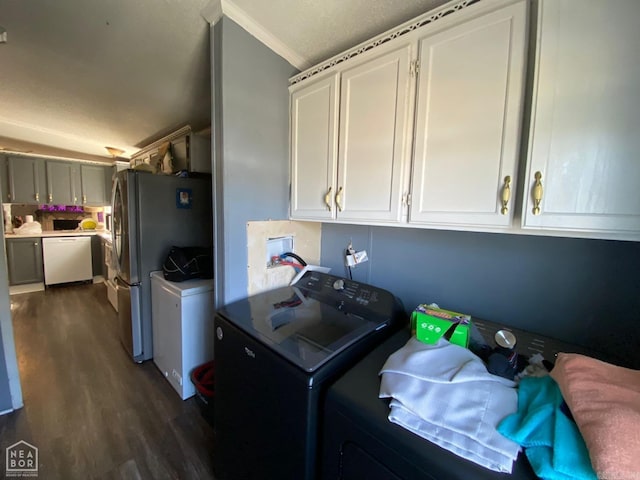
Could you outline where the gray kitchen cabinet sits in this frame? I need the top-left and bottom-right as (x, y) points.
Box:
(81, 165), (110, 206)
(46, 161), (81, 205)
(6, 237), (44, 285)
(0, 156), (7, 202)
(6, 156), (46, 204)
(2, 156), (112, 206)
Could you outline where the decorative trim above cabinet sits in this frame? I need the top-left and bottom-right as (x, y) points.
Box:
(289, 0), (481, 86)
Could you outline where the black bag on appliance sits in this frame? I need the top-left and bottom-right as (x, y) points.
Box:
(162, 246), (213, 282)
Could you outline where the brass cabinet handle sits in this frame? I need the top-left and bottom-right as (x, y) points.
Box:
(82, 195), (87, 204)
(35, 193), (40, 202)
(48, 193), (53, 203)
(500, 176), (511, 215)
(335, 186), (344, 212)
(74, 197), (77, 204)
(532, 171), (543, 215)
(324, 187), (332, 211)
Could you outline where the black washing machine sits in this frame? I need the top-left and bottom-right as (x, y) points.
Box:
(213, 271), (407, 480)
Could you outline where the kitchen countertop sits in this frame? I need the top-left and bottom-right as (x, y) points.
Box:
(5, 230), (112, 241)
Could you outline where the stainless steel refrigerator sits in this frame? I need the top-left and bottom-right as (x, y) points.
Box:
(112, 170), (212, 362)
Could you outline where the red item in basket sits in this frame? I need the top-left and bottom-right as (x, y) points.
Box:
(191, 361), (215, 397)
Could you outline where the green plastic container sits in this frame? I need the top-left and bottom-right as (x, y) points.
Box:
(412, 307), (471, 348)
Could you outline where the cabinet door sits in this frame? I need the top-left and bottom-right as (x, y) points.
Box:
(336, 45), (412, 223)
(6, 238), (43, 285)
(7, 157), (46, 204)
(81, 165), (109, 206)
(290, 74), (339, 220)
(522, 0), (640, 235)
(409, 1), (527, 227)
(0, 156), (7, 203)
(46, 161), (81, 205)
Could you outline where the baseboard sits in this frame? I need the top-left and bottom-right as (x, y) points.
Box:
(93, 275), (105, 284)
(9, 283), (45, 295)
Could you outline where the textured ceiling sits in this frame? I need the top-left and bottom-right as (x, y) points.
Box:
(229, 0), (449, 67)
(0, 0), (212, 161)
(0, 0), (449, 161)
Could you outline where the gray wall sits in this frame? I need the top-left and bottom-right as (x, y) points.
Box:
(0, 328), (12, 411)
(0, 225), (22, 412)
(214, 17), (297, 305)
(321, 224), (640, 367)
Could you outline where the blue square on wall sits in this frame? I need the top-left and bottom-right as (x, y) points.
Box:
(176, 188), (192, 209)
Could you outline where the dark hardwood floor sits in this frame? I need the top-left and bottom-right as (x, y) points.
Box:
(0, 283), (216, 479)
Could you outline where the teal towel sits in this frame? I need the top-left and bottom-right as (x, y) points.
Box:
(498, 376), (596, 480)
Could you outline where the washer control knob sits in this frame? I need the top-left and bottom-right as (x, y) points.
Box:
(333, 279), (345, 291)
(495, 329), (516, 349)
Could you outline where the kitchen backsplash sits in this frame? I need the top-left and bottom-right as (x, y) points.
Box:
(4, 204), (107, 231)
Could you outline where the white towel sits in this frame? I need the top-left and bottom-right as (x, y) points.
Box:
(379, 337), (520, 473)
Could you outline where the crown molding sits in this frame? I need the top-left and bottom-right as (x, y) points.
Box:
(220, 0), (310, 70)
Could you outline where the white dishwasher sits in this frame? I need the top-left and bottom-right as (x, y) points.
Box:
(42, 236), (93, 286)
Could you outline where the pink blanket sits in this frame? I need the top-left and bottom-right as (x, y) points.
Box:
(550, 353), (640, 480)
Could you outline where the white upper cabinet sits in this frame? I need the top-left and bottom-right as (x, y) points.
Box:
(522, 0), (640, 235)
(289, 0), (640, 240)
(289, 0), (528, 228)
(290, 74), (339, 220)
(336, 45), (413, 223)
(290, 44), (413, 224)
(409, 1), (527, 227)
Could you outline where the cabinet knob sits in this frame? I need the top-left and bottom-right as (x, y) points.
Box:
(324, 187), (333, 211)
(35, 193), (39, 202)
(82, 195), (87, 204)
(500, 176), (511, 215)
(335, 186), (344, 212)
(34, 242), (38, 246)
(48, 193), (53, 203)
(532, 171), (544, 215)
(74, 197), (77, 203)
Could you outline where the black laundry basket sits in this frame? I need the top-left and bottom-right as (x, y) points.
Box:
(190, 361), (215, 427)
